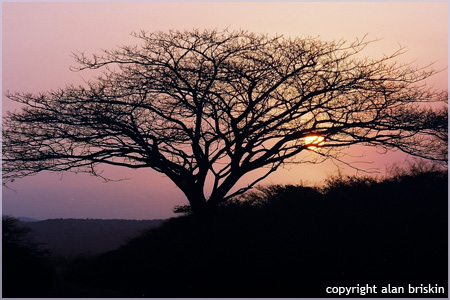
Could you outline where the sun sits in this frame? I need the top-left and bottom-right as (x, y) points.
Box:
(304, 135), (325, 150)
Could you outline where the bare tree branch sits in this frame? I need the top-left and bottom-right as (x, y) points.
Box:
(3, 29), (448, 214)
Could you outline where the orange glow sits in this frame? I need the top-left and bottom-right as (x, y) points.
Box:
(305, 136), (325, 150)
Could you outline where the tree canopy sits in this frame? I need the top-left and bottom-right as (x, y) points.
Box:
(3, 29), (447, 213)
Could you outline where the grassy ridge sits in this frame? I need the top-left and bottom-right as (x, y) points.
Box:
(62, 169), (448, 297)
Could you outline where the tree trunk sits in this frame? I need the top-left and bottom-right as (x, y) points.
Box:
(177, 173), (240, 215)
(180, 183), (208, 215)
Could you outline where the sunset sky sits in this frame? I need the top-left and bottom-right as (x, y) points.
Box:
(2, 2), (448, 220)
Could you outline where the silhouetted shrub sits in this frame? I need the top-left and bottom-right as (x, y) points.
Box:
(2, 216), (54, 297)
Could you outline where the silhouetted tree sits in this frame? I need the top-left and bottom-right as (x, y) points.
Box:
(3, 29), (447, 214)
(2, 216), (54, 297)
(3, 216), (36, 250)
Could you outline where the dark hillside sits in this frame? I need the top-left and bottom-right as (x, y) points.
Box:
(19, 219), (163, 257)
(64, 170), (448, 298)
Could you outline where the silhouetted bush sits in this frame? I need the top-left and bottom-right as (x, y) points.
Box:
(2, 216), (54, 298)
(64, 168), (447, 297)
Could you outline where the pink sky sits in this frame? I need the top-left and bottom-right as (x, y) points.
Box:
(2, 2), (448, 220)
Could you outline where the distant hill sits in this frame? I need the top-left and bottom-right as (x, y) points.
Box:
(18, 218), (164, 257)
(18, 217), (40, 222)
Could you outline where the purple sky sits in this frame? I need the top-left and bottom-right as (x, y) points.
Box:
(2, 2), (448, 220)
